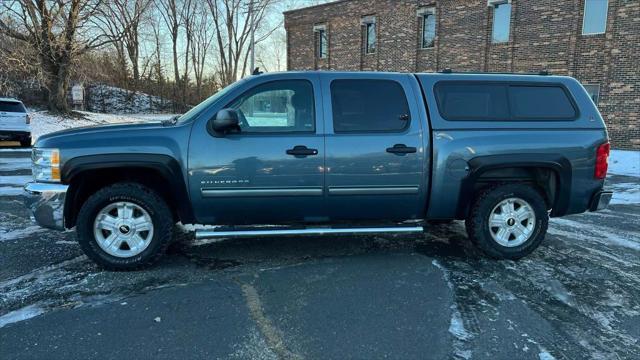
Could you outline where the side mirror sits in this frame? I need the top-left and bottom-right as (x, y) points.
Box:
(211, 109), (240, 135)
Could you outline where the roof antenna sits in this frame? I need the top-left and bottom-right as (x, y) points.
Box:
(252, 67), (263, 75)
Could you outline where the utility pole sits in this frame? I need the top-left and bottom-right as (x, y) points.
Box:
(249, 0), (256, 73)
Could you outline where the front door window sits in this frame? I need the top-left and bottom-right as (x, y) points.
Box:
(228, 80), (315, 133)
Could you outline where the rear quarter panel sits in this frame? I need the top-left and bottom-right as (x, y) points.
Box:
(416, 74), (608, 218)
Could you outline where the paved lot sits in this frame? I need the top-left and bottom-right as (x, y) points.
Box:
(1, 146), (639, 359)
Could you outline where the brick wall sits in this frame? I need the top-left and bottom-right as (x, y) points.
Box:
(284, 0), (639, 149)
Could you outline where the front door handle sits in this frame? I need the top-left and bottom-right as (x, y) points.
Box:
(386, 144), (417, 154)
(286, 145), (318, 157)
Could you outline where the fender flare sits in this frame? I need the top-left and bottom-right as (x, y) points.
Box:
(457, 153), (572, 217)
(62, 153), (195, 225)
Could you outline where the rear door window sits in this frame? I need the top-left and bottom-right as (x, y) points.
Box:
(0, 101), (26, 113)
(508, 86), (577, 119)
(434, 82), (577, 121)
(331, 79), (410, 132)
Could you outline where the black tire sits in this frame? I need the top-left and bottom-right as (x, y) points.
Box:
(20, 137), (31, 147)
(76, 182), (174, 270)
(465, 183), (548, 260)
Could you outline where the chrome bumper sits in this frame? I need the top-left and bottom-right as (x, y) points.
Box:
(24, 182), (68, 231)
(589, 190), (613, 212)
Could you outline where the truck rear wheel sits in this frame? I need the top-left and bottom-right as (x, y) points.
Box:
(76, 182), (173, 270)
(465, 183), (548, 259)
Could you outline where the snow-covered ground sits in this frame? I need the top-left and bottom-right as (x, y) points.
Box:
(609, 150), (640, 177)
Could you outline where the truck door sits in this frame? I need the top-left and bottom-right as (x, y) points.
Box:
(321, 73), (427, 222)
(188, 74), (325, 225)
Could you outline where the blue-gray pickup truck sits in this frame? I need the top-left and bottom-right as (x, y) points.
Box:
(24, 71), (613, 269)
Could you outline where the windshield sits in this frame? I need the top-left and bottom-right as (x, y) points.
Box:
(177, 78), (250, 123)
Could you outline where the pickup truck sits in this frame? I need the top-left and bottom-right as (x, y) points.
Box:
(0, 97), (31, 147)
(24, 71), (613, 270)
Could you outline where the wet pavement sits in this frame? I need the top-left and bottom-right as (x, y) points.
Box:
(1, 147), (639, 359)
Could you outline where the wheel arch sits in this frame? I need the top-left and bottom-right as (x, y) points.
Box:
(456, 154), (572, 219)
(62, 153), (195, 228)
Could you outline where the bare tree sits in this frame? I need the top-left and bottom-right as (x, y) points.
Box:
(94, 0), (151, 90)
(149, 19), (165, 99)
(189, 2), (213, 101)
(92, 5), (129, 88)
(206, 0), (279, 87)
(257, 27), (286, 72)
(157, 0), (182, 107)
(0, 32), (43, 96)
(0, 0), (114, 112)
(180, 0), (196, 106)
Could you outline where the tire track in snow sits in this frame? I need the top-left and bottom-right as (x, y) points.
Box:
(432, 259), (474, 360)
(550, 217), (640, 252)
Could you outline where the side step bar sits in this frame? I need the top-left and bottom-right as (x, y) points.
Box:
(195, 226), (424, 239)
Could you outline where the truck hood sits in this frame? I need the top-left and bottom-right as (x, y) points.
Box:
(35, 121), (166, 147)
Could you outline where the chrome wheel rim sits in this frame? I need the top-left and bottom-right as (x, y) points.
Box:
(488, 197), (536, 247)
(93, 202), (154, 258)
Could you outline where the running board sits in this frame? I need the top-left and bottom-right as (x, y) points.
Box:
(194, 226), (424, 239)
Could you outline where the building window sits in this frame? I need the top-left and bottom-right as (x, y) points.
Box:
(583, 84), (601, 105)
(361, 16), (376, 54)
(366, 23), (376, 54)
(491, 1), (511, 43)
(420, 8), (436, 48)
(318, 29), (328, 59)
(582, 0), (608, 35)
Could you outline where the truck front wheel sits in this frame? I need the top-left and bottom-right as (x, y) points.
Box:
(465, 183), (548, 259)
(76, 182), (174, 270)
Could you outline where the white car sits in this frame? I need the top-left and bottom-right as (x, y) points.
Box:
(0, 97), (31, 147)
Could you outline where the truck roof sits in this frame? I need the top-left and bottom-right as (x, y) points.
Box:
(253, 70), (573, 82)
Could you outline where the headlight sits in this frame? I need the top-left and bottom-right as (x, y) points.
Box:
(32, 148), (61, 182)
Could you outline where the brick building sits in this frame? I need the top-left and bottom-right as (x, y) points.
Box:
(284, 0), (639, 149)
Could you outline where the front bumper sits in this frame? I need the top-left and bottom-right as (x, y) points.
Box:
(24, 182), (68, 230)
(589, 190), (613, 212)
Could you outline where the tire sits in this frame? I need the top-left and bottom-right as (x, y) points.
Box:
(465, 183), (548, 260)
(76, 182), (174, 270)
(20, 137), (31, 147)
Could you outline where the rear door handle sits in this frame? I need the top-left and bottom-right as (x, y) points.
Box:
(386, 144), (417, 154)
(286, 145), (318, 157)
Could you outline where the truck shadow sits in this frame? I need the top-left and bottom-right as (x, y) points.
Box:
(167, 222), (481, 271)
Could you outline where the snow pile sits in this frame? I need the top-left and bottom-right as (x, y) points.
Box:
(87, 84), (175, 114)
(609, 150), (640, 177)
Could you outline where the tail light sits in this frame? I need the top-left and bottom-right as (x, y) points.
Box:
(26, 114), (31, 124)
(594, 142), (610, 179)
